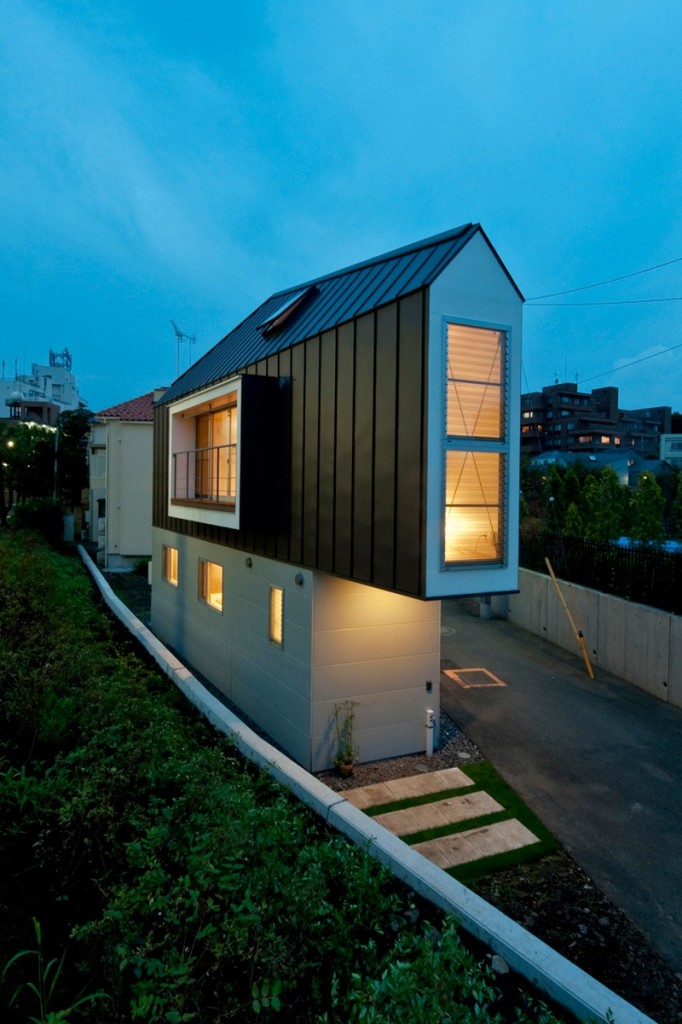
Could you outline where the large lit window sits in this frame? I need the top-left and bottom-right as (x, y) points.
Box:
(194, 405), (238, 501)
(445, 452), (504, 562)
(162, 545), (179, 587)
(269, 586), (283, 646)
(168, 378), (241, 529)
(199, 559), (223, 612)
(446, 323), (504, 440)
(444, 322), (507, 565)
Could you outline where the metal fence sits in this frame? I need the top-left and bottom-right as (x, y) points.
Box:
(519, 532), (682, 616)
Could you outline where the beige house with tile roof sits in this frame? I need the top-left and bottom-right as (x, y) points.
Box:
(89, 389), (166, 567)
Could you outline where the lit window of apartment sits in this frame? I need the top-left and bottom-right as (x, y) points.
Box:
(444, 322), (507, 565)
(162, 545), (179, 587)
(269, 586), (283, 646)
(199, 559), (223, 612)
(600, 435), (611, 444)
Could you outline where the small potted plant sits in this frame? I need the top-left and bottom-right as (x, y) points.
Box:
(332, 699), (359, 777)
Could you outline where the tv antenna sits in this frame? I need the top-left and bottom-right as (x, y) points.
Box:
(170, 320), (196, 377)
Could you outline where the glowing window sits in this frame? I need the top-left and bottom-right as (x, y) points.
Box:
(269, 586), (283, 646)
(446, 323), (505, 439)
(199, 559), (223, 612)
(162, 545), (179, 587)
(444, 322), (508, 566)
(194, 404), (238, 502)
(445, 452), (504, 563)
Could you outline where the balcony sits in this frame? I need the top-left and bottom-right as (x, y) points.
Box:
(172, 443), (237, 505)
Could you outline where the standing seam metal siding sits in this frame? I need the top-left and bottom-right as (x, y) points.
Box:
(153, 290), (429, 597)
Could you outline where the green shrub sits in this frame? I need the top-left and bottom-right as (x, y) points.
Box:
(0, 534), (566, 1024)
(7, 498), (65, 548)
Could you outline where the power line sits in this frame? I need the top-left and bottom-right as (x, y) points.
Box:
(527, 296), (682, 307)
(526, 255), (682, 301)
(579, 341), (682, 385)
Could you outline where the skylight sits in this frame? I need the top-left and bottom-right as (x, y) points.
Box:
(258, 286), (315, 336)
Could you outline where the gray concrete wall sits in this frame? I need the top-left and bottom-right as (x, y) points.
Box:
(496, 569), (679, 708)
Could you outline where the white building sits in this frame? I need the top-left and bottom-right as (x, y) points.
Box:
(660, 434), (682, 468)
(89, 390), (166, 568)
(1, 349), (85, 424)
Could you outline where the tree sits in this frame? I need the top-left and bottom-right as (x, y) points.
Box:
(56, 409), (91, 506)
(563, 501), (584, 538)
(672, 471), (682, 537)
(2, 423), (55, 509)
(631, 472), (665, 544)
(582, 467), (626, 541)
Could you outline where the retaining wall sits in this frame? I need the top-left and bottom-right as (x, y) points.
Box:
(493, 569), (682, 708)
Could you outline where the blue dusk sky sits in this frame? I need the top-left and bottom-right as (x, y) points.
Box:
(2, 0), (682, 414)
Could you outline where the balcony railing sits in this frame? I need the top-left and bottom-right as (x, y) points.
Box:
(172, 444), (237, 504)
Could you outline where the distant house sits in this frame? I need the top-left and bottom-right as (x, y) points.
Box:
(151, 224), (523, 770)
(529, 449), (675, 488)
(89, 389), (166, 568)
(521, 382), (671, 457)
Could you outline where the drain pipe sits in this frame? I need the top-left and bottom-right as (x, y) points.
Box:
(425, 708), (435, 757)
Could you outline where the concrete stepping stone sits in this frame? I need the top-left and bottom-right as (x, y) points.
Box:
(412, 819), (540, 870)
(344, 767), (473, 809)
(374, 791), (503, 836)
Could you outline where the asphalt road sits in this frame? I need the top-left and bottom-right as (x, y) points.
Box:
(440, 598), (682, 974)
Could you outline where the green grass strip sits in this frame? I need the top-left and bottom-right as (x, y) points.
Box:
(401, 809), (512, 845)
(448, 841), (549, 884)
(364, 783), (476, 817)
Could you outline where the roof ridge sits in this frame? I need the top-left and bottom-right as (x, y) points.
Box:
(269, 223), (477, 297)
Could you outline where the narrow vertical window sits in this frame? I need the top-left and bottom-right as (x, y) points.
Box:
(194, 403), (237, 502)
(445, 452), (504, 562)
(162, 545), (179, 586)
(269, 586), (284, 646)
(444, 322), (508, 565)
(199, 559), (223, 612)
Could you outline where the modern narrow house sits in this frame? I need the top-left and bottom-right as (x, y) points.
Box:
(151, 224), (523, 770)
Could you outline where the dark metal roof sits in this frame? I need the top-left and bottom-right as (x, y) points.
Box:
(160, 223), (520, 405)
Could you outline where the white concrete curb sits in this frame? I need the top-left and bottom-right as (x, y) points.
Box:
(78, 546), (655, 1024)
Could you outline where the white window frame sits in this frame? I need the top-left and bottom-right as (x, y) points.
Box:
(167, 376), (242, 530)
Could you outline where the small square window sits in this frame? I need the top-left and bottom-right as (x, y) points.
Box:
(199, 559), (223, 612)
(269, 586), (283, 646)
(162, 545), (179, 587)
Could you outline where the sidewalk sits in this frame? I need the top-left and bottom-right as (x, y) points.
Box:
(440, 598), (682, 974)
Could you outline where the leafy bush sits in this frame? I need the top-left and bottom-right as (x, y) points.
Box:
(7, 498), (65, 548)
(0, 532), (566, 1023)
